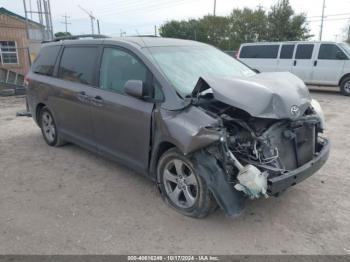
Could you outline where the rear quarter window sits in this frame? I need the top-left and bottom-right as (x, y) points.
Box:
(239, 45), (279, 59)
(32, 46), (61, 76)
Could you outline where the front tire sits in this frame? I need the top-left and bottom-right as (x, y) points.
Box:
(340, 77), (350, 96)
(157, 148), (217, 218)
(39, 107), (66, 147)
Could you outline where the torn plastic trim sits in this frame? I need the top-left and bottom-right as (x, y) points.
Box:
(191, 148), (246, 217)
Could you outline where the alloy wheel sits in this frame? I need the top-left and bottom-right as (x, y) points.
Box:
(163, 159), (198, 209)
(41, 111), (56, 143)
(344, 81), (350, 94)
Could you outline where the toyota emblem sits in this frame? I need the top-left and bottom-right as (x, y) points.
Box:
(290, 105), (300, 117)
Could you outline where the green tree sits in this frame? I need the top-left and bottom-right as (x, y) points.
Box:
(267, 0), (311, 41)
(197, 15), (230, 49)
(159, 16), (230, 49)
(54, 32), (72, 38)
(159, 0), (311, 50)
(228, 7), (268, 49)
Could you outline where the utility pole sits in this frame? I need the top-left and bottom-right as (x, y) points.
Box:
(319, 0), (326, 41)
(213, 0), (216, 16)
(154, 25), (157, 36)
(61, 13), (71, 33)
(78, 5), (95, 34)
(97, 19), (101, 34)
(22, 0), (32, 66)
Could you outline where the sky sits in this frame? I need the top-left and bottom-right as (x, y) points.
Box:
(1, 0), (350, 42)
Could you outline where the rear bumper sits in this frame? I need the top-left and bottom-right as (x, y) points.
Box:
(267, 139), (330, 196)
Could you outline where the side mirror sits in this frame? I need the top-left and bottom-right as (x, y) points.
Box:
(336, 51), (347, 60)
(124, 80), (144, 98)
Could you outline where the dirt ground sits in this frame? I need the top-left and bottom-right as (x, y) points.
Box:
(0, 87), (349, 255)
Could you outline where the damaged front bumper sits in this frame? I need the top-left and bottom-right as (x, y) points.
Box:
(267, 138), (330, 196)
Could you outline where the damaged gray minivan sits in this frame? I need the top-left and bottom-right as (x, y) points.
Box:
(26, 36), (330, 218)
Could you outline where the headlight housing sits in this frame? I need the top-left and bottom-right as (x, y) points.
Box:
(311, 99), (325, 130)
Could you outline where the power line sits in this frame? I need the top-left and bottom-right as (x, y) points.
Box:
(95, 0), (200, 17)
(308, 17), (350, 22)
(95, 0), (190, 13)
(308, 12), (350, 18)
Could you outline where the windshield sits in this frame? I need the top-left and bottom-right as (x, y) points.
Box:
(339, 42), (350, 57)
(146, 45), (255, 97)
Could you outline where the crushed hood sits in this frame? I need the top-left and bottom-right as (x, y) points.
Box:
(192, 72), (312, 119)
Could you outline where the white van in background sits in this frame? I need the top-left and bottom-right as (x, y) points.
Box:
(237, 41), (350, 96)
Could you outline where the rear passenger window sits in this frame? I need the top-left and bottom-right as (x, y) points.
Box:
(280, 44), (295, 59)
(318, 44), (346, 60)
(58, 47), (98, 85)
(99, 48), (148, 94)
(32, 46), (60, 76)
(295, 44), (314, 59)
(240, 45), (279, 59)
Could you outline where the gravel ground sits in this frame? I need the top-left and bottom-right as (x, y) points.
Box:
(0, 87), (349, 255)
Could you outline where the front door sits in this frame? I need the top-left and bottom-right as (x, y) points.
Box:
(291, 44), (315, 83)
(312, 43), (347, 85)
(91, 47), (154, 173)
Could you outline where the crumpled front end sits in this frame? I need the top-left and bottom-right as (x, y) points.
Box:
(157, 72), (330, 217)
(188, 97), (330, 216)
(182, 73), (329, 216)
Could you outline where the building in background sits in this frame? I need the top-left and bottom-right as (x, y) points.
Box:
(0, 7), (47, 86)
(0, 7), (46, 74)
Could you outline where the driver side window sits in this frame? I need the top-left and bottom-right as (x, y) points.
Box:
(99, 47), (148, 94)
(318, 44), (347, 60)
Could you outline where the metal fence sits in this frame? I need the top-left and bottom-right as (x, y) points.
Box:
(0, 68), (26, 96)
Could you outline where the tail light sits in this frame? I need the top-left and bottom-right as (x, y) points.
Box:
(24, 75), (30, 88)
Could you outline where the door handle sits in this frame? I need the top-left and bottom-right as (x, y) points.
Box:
(293, 60), (297, 66)
(91, 95), (104, 106)
(93, 95), (102, 100)
(314, 60), (318, 66)
(76, 91), (89, 101)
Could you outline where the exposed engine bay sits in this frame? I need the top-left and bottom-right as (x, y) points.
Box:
(193, 93), (326, 199)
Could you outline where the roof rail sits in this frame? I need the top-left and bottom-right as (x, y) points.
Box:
(127, 35), (160, 38)
(42, 34), (110, 43)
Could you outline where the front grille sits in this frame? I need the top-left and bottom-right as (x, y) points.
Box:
(268, 124), (316, 170)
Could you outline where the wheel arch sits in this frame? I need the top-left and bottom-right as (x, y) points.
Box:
(149, 140), (177, 179)
(338, 73), (350, 86)
(35, 102), (47, 125)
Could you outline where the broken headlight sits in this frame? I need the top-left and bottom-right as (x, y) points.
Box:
(311, 99), (325, 130)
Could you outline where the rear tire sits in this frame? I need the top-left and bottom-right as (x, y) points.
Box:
(340, 77), (350, 96)
(39, 107), (66, 147)
(157, 148), (217, 218)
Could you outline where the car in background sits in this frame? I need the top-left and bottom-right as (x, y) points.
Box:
(237, 41), (350, 96)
